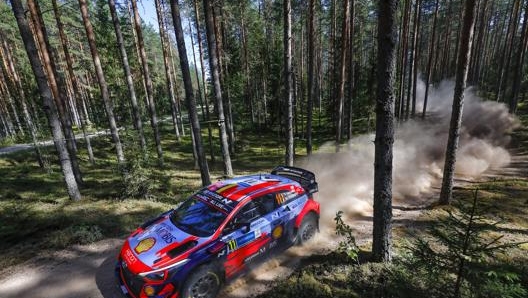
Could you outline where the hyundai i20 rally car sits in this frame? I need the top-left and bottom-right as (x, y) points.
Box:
(116, 166), (320, 298)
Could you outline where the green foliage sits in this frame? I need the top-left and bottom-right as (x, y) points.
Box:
(406, 190), (528, 298)
(49, 224), (104, 248)
(334, 211), (359, 263)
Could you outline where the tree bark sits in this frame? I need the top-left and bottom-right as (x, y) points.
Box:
(372, 0), (398, 263)
(108, 0), (146, 152)
(0, 34), (44, 167)
(169, 0), (211, 186)
(192, 0), (214, 156)
(439, 0), (478, 205)
(307, 0), (316, 155)
(422, 0), (440, 118)
(28, 0), (83, 184)
(78, 0), (125, 164)
(11, 0), (81, 201)
(155, 0), (182, 142)
(52, 0), (95, 165)
(336, 0), (351, 149)
(398, 0), (411, 119)
(131, 0), (163, 165)
(284, 0), (294, 166)
(509, 0), (528, 113)
(203, 0), (233, 176)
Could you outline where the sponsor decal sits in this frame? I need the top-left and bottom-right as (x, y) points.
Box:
(135, 237), (156, 254)
(196, 190), (235, 213)
(125, 248), (138, 263)
(244, 246), (267, 264)
(275, 193), (286, 205)
(227, 239), (237, 252)
(155, 226), (176, 243)
(272, 225), (283, 239)
(271, 211), (280, 220)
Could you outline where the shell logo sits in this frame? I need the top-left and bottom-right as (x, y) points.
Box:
(134, 237), (156, 254)
(272, 225), (283, 239)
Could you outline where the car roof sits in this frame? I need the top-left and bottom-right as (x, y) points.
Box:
(205, 174), (302, 202)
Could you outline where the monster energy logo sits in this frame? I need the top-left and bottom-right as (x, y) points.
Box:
(227, 239), (237, 251)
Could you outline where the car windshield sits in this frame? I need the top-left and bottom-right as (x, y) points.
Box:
(170, 195), (228, 237)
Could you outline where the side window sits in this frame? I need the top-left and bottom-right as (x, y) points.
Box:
(233, 201), (262, 223)
(253, 194), (278, 215)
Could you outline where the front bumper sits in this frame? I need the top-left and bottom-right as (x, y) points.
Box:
(115, 261), (178, 298)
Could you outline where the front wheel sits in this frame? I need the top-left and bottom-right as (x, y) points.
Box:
(294, 213), (318, 245)
(180, 265), (222, 298)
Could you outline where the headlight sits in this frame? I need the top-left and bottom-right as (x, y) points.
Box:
(144, 271), (165, 281)
(139, 259), (190, 281)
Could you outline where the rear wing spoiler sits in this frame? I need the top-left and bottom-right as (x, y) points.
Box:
(271, 166), (318, 194)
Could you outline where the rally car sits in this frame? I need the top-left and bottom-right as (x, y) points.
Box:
(116, 166), (320, 298)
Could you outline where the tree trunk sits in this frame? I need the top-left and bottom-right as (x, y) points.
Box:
(169, 0), (211, 186)
(405, 0), (418, 119)
(28, 0), (83, 184)
(155, 0), (182, 142)
(336, 0), (351, 149)
(108, 0), (146, 152)
(188, 18), (214, 161)
(203, 0), (233, 177)
(192, 0), (214, 156)
(306, 0), (316, 155)
(0, 34), (44, 167)
(372, 0), (398, 263)
(52, 0), (95, 165)
(409, 0), (421, 118)
(131, 0), (163, 165)
(11, 0), (81, 201)
(398, 0), (411, 119)
(284, 0), (294, 166)
(509, 0), (528, 113)
(439, 0), (478, 205)
(347, 0), (356, 140)
(214, 4), (236, 156)
(78, 0), (125, 164)
(422, 0), (440, 118)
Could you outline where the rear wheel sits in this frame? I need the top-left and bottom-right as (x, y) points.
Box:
(180, 265), (222, 298)
(294, 213), (318, 245)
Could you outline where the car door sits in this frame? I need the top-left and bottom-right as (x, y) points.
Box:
(220, 200), (270, 278)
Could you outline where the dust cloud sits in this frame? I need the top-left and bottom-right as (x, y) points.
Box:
(218, 81), (518, 297)
(297, 79), (519, 244)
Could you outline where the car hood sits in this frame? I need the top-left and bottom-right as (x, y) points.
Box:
(121, 216), (206, 273)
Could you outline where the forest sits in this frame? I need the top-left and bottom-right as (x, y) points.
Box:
(0, 0), (527, 297)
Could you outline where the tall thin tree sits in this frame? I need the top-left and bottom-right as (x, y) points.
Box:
(11, 0), (81, 201)
(108, 0), (147, 152)
(78, 0), (125, 164)
(203, 0), (234, 176)
(439, 0), (478, 205)
(52, 0), (95, 165)
(284, 0), (294, 166)
(372, 0), (399, 263)
(155, 0), (181, 141)
(131, 0), (163, 165)
(169, 0), (211, 186)
(306, 0), (316, 155)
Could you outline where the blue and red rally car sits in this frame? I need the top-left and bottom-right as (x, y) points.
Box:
(116, 166), (320, 298)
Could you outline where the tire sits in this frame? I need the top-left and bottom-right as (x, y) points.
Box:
(294, 213), (318, 245)
(180, 265), (222, 298)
